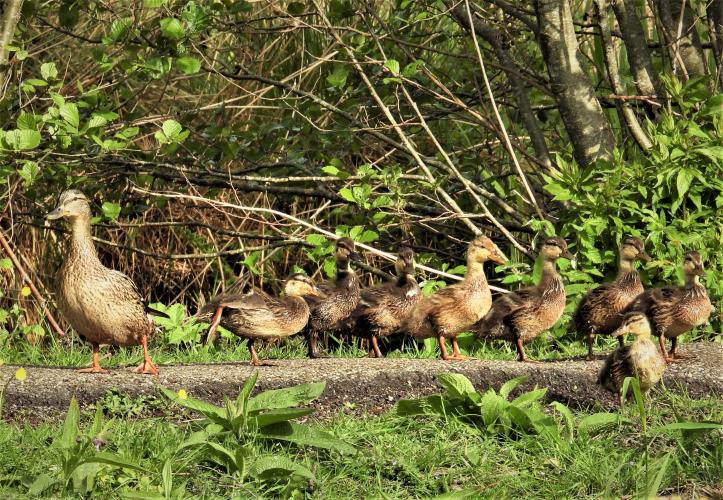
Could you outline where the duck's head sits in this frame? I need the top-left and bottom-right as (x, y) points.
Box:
(620, 236), (651, 262)
(682, 251), (705, 277)
(467, 235), (507, 264)
(334, 237), (362, 265)
(394, 247), (416, 276)
(612, 312), (652, 338)
(540, 236), (575, 266)
(285, 274), (325, 298)
(46, 190), (91, 221)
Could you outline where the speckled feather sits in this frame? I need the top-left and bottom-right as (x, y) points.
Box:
(625, 285), (712, 338)
(598, 337), (666, 393)
(351, 273), (421, 339)
(306, 269), (361, 332)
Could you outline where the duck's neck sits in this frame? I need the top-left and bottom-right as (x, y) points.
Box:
(617, 257), (635, 274)
(66, 216), (100, 263)
(539, 258), (562, 289)
(335, 256), (351, 277)
(463, 259), (488, 288)
(684, 274), (702, 289)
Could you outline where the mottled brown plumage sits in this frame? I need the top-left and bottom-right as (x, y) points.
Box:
(403, 236), (506, 360)
(598, 313), (667, 398)
(47, 190), (159, 374)
(623, 251), (712, 362)
(475, 236), (573, 362)
(303, 237), (362, 358)
(571, 236), (650, 360)
(203, 274), (323, 366)
(350, 247), (421, 357)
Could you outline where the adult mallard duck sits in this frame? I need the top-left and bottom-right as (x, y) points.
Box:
(303, 237), (362, 358)
(598, 312), (667, 398)
(46, 190), (161, 375)
(403, 236), (506, 360)
(623, 251), (712, 363)
(350, 247), (420, 358)
(203, 274), (324, 366)
(571, 236), (650, 360)
(475, 236), (574, 362)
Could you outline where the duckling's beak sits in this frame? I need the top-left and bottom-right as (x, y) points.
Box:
(46, 206), (65, 220)
(308, 287), (327, 299)
(611, 326), (627, 338)
(638, 251), (652, 263)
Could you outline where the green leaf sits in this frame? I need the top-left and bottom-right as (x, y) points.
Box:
(82, 453), (148, 473)
(249, 455), (315, 481)
(144, 0), (167, 7)
(384, 59), (400, 75)
(248, 381), (325, 412)
(4, 129), (41, 150)
(480, 390), (506, 427)
(510, 388), (547, 408)
(339, 187), (355, 203)
(159, 387), (227, 425)
(252, 408), (315, 429)
(160, 18), (184, 40)
(306, 234), (327, 246)
(676, 169), (694, 198)
(101, 202), (121, 221)
(162, 119), (182, 138)
(40, 62), (58, 81)
(550, 401), (574, 440)
(259, 422), (356, 455)
(27, 473), (57, 496)
(326, 65), (348, 88)
(0, 258), (12, 270)
(176, 56), (201, 75)
(578, 413), (625, 434)
(19, 161), (40, 187)
(108, 18), (132, 42)
(57, 397), (80, 449)
(438, 373), (477, 400)
(499, 376), (528, 399)
(652, 422), (723, 432)
(59, 103), (80, 129)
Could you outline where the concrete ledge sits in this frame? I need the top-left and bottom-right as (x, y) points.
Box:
(1, 343), (720, 420)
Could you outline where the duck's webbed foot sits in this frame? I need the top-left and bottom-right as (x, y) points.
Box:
(79, 344), (108, 374)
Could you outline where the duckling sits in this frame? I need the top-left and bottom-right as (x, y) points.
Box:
(203, 274), (324, 366)
(571, 236), (650, 360)
(624, 251), (712, 363)
(46, 190), (161, 375)
(403, 236), (506, 360)
(475, 237), (574, 362)
(303, 237), (362, 358)
(350, 247), (421, 358)
(598, 312), (667, 399)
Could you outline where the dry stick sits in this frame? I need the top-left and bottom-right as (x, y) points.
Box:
(132, 186), (509, 293)
(311, 1), (480, 237)
(462, 0), (544, 221)
(595, 0), (653, 151)
(399, 84), (527, 258)
(0, 230), (66, 337)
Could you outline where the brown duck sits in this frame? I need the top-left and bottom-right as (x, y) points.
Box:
(350, 247), (421, 358)
(623, 251), (712, 363)
(475, 237), (574, 362)
(203, 274), (324, 366)
(46, 190), (160, 374)
(303, 237), (362, 358)
(598, 312), (667, 399)
(403, 236), (506, 360)
(571, 236), (650, 360)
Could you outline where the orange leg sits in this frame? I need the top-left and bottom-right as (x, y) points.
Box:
(79, 344), (108, 374)
(515, 337), (531, 362)
(439, 335), (460, 361)
(668, 337), (689, 361)
(369, 336), (383, 358)
(450, 337), (470, 360)
(658, 334), (673, 363)
(133, 334), (159, 375)
(205, 305), (225, 346)
(248, 339), (273, 366)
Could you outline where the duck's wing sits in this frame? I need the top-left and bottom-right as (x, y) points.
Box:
(598, 347), (632, 393)
(475, 288), (535, 338)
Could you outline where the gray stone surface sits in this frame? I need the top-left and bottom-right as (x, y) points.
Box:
(1, 343), (720, 420)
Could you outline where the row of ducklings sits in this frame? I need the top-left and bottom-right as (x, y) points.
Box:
(46, 191), (712, 397)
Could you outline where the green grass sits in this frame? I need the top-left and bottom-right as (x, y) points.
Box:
(0, 328), (641, 369)
(0, 389), (720, 498)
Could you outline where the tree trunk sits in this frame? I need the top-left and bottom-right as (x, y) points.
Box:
(612, 0), (664, 96)
(535, 0), (615, 167)
(708, 0), (723, 90)
(447, 2), (553, 171)
(656, 0), (707, 79)
(0, 0), (24, 93)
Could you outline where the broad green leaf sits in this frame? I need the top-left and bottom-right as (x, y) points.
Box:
(57, 397), (80, 449)
(510, 388), (547, 408)
(326, 65), (348, 88)
(4, 129), (41, 150)
(0, 258), (12, 269)
(306, 234), (327, 246)
(248, 381), (325, 411)
(176, 56), (201, 75)
(438, 373), (477, 400)
(578, 413), (626, 434)
(550, 401), (574, 439)
(159, 387), (227, 425)
(506, 405), (536, 432)
(384, 59), (400, 75)
(108, 18), (132, 42)
(249, 455), (315, 481)
(27, 473), (56, 496)
(144, 0), (167, 7)
(101, 202), (121, 221)
(82, 453), (148, 473)
(259, 421), (356, 455)
(162, 119), (182, 138)
(339, 187), (355, 203)
(396, 398), (428, 416)
(40, 62), (58, 80)
(676, 169), (693, 198)
(252, 408), (315, 429)
(160, 18), (184, 40)
(480, 390), (506, 427)
(652, 422), (723, 432)
(59, 103), (80, 129)
(499, 375), (529, 399)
